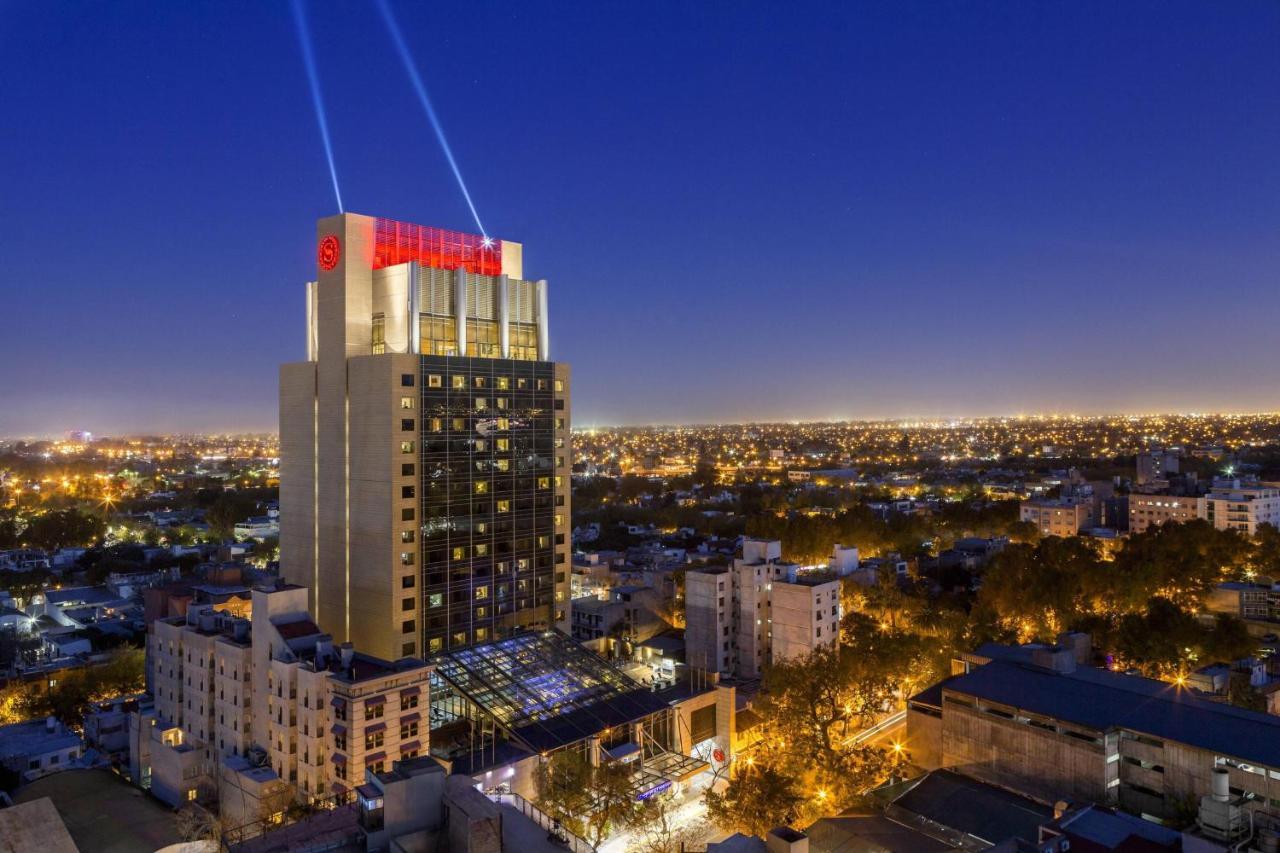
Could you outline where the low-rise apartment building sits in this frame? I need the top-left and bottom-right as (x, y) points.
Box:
(1127, 493), (1202, 535)
(140, 583), (431, 823)
(1204, 483), (1280, 536)
(1020, 496), (1097, 537)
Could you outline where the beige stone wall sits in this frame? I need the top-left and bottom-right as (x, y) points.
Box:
(347, 354), (416, 660)
(279, 361), (317, 602)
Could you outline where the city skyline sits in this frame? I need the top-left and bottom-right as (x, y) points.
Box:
(2, 1), (1278, 435)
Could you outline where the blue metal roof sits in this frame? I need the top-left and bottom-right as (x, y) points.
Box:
(945, 659), (1280, 768)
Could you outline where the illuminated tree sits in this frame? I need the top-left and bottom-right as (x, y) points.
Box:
(704, 762), (802, 838)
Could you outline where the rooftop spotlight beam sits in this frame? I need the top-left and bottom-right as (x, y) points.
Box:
(375, 0), (488, 237)
(291, 0), (344, 213)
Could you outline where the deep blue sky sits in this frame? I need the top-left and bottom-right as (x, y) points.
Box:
(2, 1), (1278, 436)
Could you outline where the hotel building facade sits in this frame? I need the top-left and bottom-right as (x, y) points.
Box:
(280, 214), (571, 660)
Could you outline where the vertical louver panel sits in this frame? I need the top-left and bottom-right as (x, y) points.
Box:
(419, 268), (454, 316)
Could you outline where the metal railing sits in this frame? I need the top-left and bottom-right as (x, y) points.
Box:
(488, 791), (594, 853)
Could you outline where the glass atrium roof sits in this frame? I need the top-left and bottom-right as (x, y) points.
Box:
(431, 631), (677, 753)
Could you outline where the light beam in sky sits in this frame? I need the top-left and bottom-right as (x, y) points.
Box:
(375, 0), (488, 237)
(291, 0), (344, 212)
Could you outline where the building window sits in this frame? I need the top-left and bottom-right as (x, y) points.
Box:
(496, 377), (509, 390)
(400, 552), (415, 566)
(496, 500), (510, 513)
(554, 379), (564, 392)
(475, 398), (487, 411)
(428, 374), (442, 388)
(400, 441), (414, 454)
(401, 598), (415, 611)
(365, 731), (384, 750)
(401, 721), (419, 739)
(401, 463), (415, 476)
(451, 375), (466, 390)
(474, 481), (489, 495)
(401, 529), (415, 543)
(476, 586), (489, 600)
(401, 642), (415, 657)
(400, 397), (414, 410)
(401, 508), (415, 522)
(401, 373), (414, 387)
(368, 703), (385, 720)
(371, 313), (387, 355)
(452, 546), (467, 561)
(401, 575), (415, 589)
(429, 593), (444, 608)
(401, 485), (415, 499)
(401, 419), (415, 432)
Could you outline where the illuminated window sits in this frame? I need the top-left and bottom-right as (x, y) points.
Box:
(429, 637), (442, 652)
(476, 586), (489, 600)
(497, 500), (510, 513)
(400, 397), (414, 409)
(428, 374), (442, 388)
(372, 313), (386, 355)
(554, 514), (564, 527)
(401, 530), (415, 543)
(510, 322), (538, 360)
(400, 441), (414, 454)
(537, 478), (550, 490)
(496, 439), (509, 451)
(494, 459), (509, 472)
(473, 376), (487, 388)
(428, 418), (442, 432)
(496, 397), (507, 410)
(452, 547), (466, 561)
(451, 418), (466, 431)
(429, 593), (443, 608)
(421, 315), (457, 356)
(496, 377), (510, 390)
(496, 418), (509, 430)
(554, 379), (564, 393)
(475, 544), (489, 557)
(466, 319), (499, 357)
(400, 552), (415, 566)
(451, 375), (466, 390)
(475, 398), (487, 411)
(474, 481), (489, 495)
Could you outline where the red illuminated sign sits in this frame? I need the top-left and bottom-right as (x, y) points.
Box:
(318, 235), (341, 271)
(373, 218), (501, 275)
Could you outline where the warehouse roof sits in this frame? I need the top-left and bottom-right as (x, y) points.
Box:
(941, 657), (1280, 768)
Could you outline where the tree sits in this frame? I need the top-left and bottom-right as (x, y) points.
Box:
(1109, 521), (1250, 613)
(754, 644), (909, 811)
(704, 763), (802, 838)
(535, 750), (637, 851)
(23, 508), (104, 552)
(206, 492), (258, 540)
(977, 537), (1100, 641)
(174, 803), (222, 842)
(628, 792), (700, 853)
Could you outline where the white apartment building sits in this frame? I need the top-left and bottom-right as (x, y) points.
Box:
(685, 539), (841, 679)
(140, 584), (431, 827)
(1203, 482), (1280, 536)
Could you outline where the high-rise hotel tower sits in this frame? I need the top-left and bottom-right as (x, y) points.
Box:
(280, 213), (571, 661)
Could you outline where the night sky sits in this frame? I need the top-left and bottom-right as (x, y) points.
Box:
(2, 1), (1278, 436)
